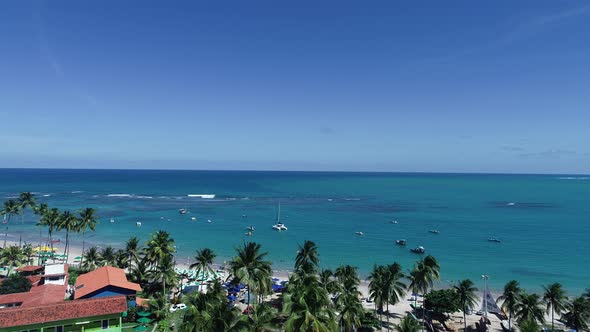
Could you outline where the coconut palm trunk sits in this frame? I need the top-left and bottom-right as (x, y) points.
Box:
(81, 230), (86, 265)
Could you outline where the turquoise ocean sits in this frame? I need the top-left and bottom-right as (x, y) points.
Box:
(1, 169), (589, 294)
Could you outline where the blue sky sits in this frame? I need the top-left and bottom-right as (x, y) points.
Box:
(1, 1), (589, 173)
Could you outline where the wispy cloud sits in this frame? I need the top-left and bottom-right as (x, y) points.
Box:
(501, 145), (525, 152)
(416, 5), (590, 64)
(518, 149), (577, 157)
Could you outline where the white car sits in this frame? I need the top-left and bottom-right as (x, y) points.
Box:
(169, 303), (187, 312)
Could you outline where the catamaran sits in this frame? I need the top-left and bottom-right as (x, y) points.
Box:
(272, 202), (288, 231)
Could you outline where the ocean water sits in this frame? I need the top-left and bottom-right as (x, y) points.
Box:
(1, 169), (589, 294)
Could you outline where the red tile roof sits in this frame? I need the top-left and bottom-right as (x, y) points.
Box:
(0, 296), (127, 328)
(0, 284), (67, 307)
(16, 265), (43, 273)
(74, 266), (141, 299)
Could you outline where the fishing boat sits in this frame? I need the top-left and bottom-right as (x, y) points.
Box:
(246, 226), (255, 231)
(410, 246), (425, 254)
(272, 202), (288, 231)
(395, 239), (407, 246)
(191, 217), (196, 221)
(488, 238), (501, 243)
(110, 218), (115, 223)
(355, 231), (364, 236)
(390, 220), (398, 224)
(179, 208), (188, 214)
(136, 221), (142, 227)
(429, 229), (439, 234)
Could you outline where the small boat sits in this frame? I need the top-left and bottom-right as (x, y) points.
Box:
(507, 202), (515, 206)
(246, 226), (255, 231)
(207, 219), (212, 223)
(395, 239), (407, 246)
(390, 220), (398, 224)
(191, 217), (196, 221)
(179, 208), (188, 214)
(272, 202), (288, 231)
(488, 238), (502, 243)
(110, 218), (115, 223)
(355, 231), (364, 236)
(429, 229), (439, 234)
(242, 214), (247, 218)
(245, 231), (253, 236)
(410, 246), (425, 254)
(136, 221), (142, 227)
(272, 222), (288, 231)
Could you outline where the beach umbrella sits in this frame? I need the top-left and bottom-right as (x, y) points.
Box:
(137, 311), (151, 317)
(136, 317), (152, 324)
(134, 325), (148, 331)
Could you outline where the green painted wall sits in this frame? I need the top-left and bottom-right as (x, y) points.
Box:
(3, 314), (122, 332)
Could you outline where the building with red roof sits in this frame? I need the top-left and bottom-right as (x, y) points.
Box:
(0, 295), (128, 331)
(74, 266), (141, 306)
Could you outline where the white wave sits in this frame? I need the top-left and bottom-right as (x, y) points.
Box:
(107, 194), (132, 197)
(344, 198), (361, 201)
(71, 191), (84, 194)
(556, 176), (589, 180)
(187, 194), (216, 199)
(135, 195), (153, 199)
(42, 194), (51, 197)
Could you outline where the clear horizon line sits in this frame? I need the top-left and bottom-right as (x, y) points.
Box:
(0, 166), (588, 176)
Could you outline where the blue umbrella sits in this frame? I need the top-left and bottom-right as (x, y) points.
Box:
(227, 295), (237, 301)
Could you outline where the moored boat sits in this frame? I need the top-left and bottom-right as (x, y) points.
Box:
(410, 246), (425, 254)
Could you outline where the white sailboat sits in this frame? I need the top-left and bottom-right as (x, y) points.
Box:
(272, 202), (288, 231)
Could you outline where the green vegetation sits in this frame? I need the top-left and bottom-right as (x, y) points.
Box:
(2, 193), (590, 332)
(0, 273), (32, 294)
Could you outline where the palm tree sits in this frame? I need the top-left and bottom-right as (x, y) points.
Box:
(386, 263), (407, 311)
(77, 207), (98, 264)
(336, 290), (364, 332)
(319, 268), (340, 295)
(190, 248), (216, 289)
(369, 265), (388, 317)
(82, 246), (100, 271)
(515, 292), (545, 324)
(36, 207), (61, 251)
(563, 296), (590, 332)
(518, 318), (540, 332)
(295, 240), (319, 274)
(149, 254), (178, 298)
(396, 315), (421, 332)
(1, 199), (20, 248)
(542, 283), (567, 332)
(100, 246), (117, 266)
(233, 303), (278, 332)
(497, 280), (522, 331)
(115, 249), (128, 269)
(369, 263), (406, 330)
(58, 211), (78, 262)
(229, 242), (272, 306)
(408, 255), (440, 299)
(454, 279), (478, 331)
(21, 243), (34, 265)
(148, 293), (169, 322)
(334, 265), (361, 291)
(181, 281), (239, 332)
(0, 245), (26, 275)
(18, 192), (37, 224)
(125, 236), (141, 268)
(283, 273), (337, 332)
(144, 230), (176, 267)
(129, 257), (151, 287)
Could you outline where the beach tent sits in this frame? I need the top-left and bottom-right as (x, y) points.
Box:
(134, 325), (148, 331)
(137, 311), (151, 317)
